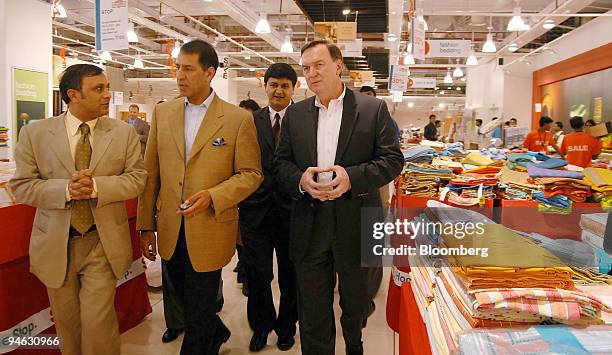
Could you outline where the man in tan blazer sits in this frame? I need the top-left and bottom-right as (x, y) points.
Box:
(9, 64), (146, 355)
(137, 39), (262, 354)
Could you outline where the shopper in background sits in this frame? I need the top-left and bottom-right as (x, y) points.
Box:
(560, 116), (601, 167)
(491, 117), (501, 139)
(137, 39), (263, 355)
(274, 40), (404, 355)
(522, 116), (561, 154)
(127, 104), (150, 157)
(424, 114), (437, 140)
(359, 86), (401, 142)
(585, 119), (596, 128)
(552, 121), (565, 148)
(510, 117), (518, 127)
(239, 99), (261, 113)
(435, 120), (442, 140)
(10, 64), (147, 354)
(238, 63), (298, 352)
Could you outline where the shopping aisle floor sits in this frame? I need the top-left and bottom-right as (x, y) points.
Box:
(120, 255), (397, 354)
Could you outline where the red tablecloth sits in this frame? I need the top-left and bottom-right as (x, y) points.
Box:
(0, 199), (151, 354)
(398, 281), (432, 355)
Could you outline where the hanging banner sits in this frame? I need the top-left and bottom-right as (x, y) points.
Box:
(13, 68), (48, 142)
(411, 18), (426, 60)
(338, 39), (363, 57)
(111, 91), (124, 106)
(426, 40), (471, 57)
(407, 77), (437, 89)
(95, 0), (129, 51)
(388, 65), (410, 92)
(314, 22), (357, 42)
(391, 91), (403, 103)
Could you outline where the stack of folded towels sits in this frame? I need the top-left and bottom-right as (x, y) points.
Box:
(403, 145), (437, 164)
(580, 213), (609, 252)
(584, 167), (612, 211)
(400, 163), (454, 197)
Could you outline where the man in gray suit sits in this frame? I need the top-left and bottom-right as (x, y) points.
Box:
(10, 64), (147, 354)
(127, 104), (150, 156)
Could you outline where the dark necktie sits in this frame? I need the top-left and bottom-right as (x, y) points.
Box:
(71, 123), (94, 234)
(273, 113), (281, 146)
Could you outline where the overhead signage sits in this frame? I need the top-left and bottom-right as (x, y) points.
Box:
(95, 0), (129, 51)
(426, 40), (471, 58)
(338, 39), (363, 57)
(314, 22), (357, 42)
(411, 17), (426, 60)
(407, 77), (437, 89)
(388, 65), (411, 92)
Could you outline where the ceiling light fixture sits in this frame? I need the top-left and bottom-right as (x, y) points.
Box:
(51, 1), (67, 18)
(280, 35), (293, 53)
(466, 53), (478, 65)
(482, 33), (496, 53)
(543, 19), (555, 29)
(342, 9), (350, 15)
(440, 91), (446, 95)
(408, 102), (414, 108)
(438, 103), (444, 109)
(444, 70), (453, 84)
(456, 87), (461, 91)
(133, 56), (144, 69)
(507, 3), (529, 31)
(402, 52), (415, 65)
(171, 40), (181, 59)
(99, 51), (112, 61)
(508, 43), (519, 52)
(255, 13), (272, 34)
(387, 33), (398, 42)
(453, 60), (464, 77)
(460, 77), (467, 82)
(127, 22), (138, 43)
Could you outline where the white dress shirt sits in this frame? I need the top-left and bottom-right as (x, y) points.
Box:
(65, 109), (98, 201)
(269, 105), (288, 127)
(184, 90), (215, 164)
(315, 86), (346, 184)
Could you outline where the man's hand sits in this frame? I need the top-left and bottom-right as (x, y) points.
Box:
(140, 231), (157, 261)
(69, 170), (94, 200)
(299, 167), (335, 201)
(179, 190), (212, 218)
(326, 165), (351, 200)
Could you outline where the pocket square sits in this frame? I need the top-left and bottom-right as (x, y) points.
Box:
(212, 137), (226, 146)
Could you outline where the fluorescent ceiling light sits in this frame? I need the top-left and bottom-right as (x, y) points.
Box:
(444, 70), (453, 84)
(52, 3), (67, 18)
(482, 33), (496, 53)
(204, 0), (213, 2)
(127, 23), (138, 43)
(460, 77), (467, 82)
(456, 87), (461, 91)
(342, 9), (350, 15)
(133, 56), (144, 69)
(402, 52), (415, 65)
(440, 91), (445, 95)
(543, 19), (555, 29)
(507, 6), (529, 31)
(453, 66), (464, 78)
(255, 14), (271, 34)
(408, 102), (414, 108)
(280, 36), (293, 53)
(99, 51), (112, 61)
(466, 53), (478, 66)
(438, 103), (444, 108)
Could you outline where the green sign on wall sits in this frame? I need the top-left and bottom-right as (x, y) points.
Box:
(13, 68), (48, 141)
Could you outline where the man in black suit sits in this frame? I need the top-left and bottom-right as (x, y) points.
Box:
(274, 40), (404, 355)
(239, 63), (298, 352)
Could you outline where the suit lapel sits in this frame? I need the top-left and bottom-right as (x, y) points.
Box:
(90, 117), (113, 171)
(169, 99), (186, 161)
(259, 107), (274, 151)
(334, 89), (359, 164)
(307, 98), (319, 166)
(49, 114), (75, 174)
(188, 95), (224, 162)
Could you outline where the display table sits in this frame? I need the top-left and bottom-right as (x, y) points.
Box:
(0, 199), (152, 354)
(499, 200), (603, 240)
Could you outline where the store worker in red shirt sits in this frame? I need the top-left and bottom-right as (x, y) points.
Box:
(523, 116), (561, 154)
(560, 116), (601, 167)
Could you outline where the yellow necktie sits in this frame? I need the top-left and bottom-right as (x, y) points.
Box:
(71, 123), (94, 234)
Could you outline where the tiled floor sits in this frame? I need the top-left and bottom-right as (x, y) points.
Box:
(120, 256), (397, 354)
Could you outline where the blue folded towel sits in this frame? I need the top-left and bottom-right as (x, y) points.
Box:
(526, 163), (584, 179)
(537, 157), (568, 169)
(533, 191), (571, 209)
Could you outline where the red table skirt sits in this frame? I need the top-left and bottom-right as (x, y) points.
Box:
(0, 199), (151, 354)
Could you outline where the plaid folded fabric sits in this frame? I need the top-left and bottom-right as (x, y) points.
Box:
(471, 288), (611, 321)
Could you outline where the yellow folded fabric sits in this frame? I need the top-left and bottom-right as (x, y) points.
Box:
(441, 223), (574, 290)
(461, 152), (494, 166)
